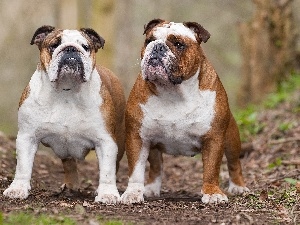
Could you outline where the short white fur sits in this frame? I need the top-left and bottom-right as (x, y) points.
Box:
(140, 70), (216, 156)
(228, 179), (250, 195)
(154, 22), (197, 42)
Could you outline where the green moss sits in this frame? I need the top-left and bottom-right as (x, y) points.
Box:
(3, 212), (76, 225)
(234, 72), (300, 142)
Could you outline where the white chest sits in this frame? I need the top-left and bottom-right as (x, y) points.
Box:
(140, 75), (216, 156)
(18, 70), (107, 159)
(36, 101), (103, 158)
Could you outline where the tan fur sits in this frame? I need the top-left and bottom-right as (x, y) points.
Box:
(97, 65), (126, 167)
(147, 148), (163, 184)
(18, 84), (30, 109)
(39, 29), (63, 71)
(62, 158), (79, 190)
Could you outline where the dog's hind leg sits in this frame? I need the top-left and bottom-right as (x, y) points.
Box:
(61, 158), (79, 190)
(225, 114), (249, 195)
(144, 147), (163, 197)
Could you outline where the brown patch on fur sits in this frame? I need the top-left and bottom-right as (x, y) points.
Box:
(201, 183), (225, 196)
(125, 74), (156, 176)
(18, 84), (31, 109)
(166, 35), (202, 82)
(198, 58), (230, 193)
(225, 114), (246, 187)
(147, 148), (163, 184)
(39, 29), (63, 71)
(97, 65), (126, 169)
(198, 56), (246, 194)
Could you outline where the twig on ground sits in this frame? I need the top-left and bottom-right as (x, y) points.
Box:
(269, 137), (300, 145)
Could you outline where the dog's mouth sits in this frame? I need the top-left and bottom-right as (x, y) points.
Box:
(53, 46), (86, 91)
(58, 49), (85, 78)
(142, 55), (182, 86)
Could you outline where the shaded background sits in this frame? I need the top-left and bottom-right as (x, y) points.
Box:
(0, 0), (299, 136)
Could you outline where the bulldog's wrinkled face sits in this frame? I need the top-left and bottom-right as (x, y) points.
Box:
(141, 19), (210, 86)
(31, 26), (104, 91)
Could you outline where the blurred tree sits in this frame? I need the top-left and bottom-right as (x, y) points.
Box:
(114, 0), (173, 96)
(77, 0), (115, 68)
(237, 0), (297, 107)
(57, 0), (78, 28)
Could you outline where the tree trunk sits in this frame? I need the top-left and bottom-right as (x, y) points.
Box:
(237, 0), (297, 107)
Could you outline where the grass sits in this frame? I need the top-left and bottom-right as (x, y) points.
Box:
(0, 212), (128, 225)
(1, 212), (76, 225)
(234, 72), (300, 142)
(263, 71), (300, 109)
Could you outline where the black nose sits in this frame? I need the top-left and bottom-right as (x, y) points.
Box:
(152, 43), (167, 57)
(64, 46), (77, 52)
(149, 43), (167, 66)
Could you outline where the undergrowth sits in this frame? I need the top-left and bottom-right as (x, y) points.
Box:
(235, 72), (300, 142)
(0, 212), (127, 225)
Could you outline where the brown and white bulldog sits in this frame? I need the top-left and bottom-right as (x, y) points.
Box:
(3, 26), (125, 204)
(121, 19), (249, 204)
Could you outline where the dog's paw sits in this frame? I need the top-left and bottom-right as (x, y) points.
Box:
(95, 184), (120, 205)
(95, 193), (120, 204)
(201, 193), (228, 204)
(228, 180), (250, 195)
(120, 183), (145, 204)
(3, 181), (31, 199)
(121, 191), (144, 204)
(144, 178), (161, 197)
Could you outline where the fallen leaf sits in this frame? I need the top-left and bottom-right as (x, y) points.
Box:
(259, 190), (268, 201)
(296, 182), (300, 193)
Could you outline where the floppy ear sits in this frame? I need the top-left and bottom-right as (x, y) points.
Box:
(30, 25), (55, 49)
(183, 22), (210, 44)
(80, 28), (105, 52)
(143, 18), (165, 35)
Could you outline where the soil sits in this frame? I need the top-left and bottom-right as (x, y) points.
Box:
(0, 90), (299, 225)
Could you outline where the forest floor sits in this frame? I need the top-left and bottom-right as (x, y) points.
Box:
(0, 88), (299, 225)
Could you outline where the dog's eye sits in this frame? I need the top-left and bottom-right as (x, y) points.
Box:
(174, 41), (185, 51)
(82, 44), (90, 51)
(145, 38), (155, 46)
(49, 42), (60, 53)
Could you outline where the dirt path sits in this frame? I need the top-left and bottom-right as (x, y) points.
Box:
(0, 91), (299, 224)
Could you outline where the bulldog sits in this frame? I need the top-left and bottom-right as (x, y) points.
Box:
(3, 26), (125, 204)
(121, 19), (249, 204)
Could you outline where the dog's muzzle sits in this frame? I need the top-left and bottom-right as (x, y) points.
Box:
(58, 46), (85, 78)
(52, 46), (86, 91)
(148, 43), (167, 67)
(143, 42), (182, 85)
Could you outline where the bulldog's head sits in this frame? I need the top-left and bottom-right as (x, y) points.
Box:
(141, 19), (210, 86)
(31, 26), (105, 91)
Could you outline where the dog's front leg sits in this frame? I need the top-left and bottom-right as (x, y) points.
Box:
(3, 133), (38, 199)
(201, 135), (228, 204)
(120, 138), (150, 204)
(94, 136), (120, 204)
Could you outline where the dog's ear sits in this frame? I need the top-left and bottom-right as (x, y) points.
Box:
(31, 25), (55, 49)
(143, 18), (165, 35)
(80, 28), (105, 52)
(184, 22), (210, 44)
